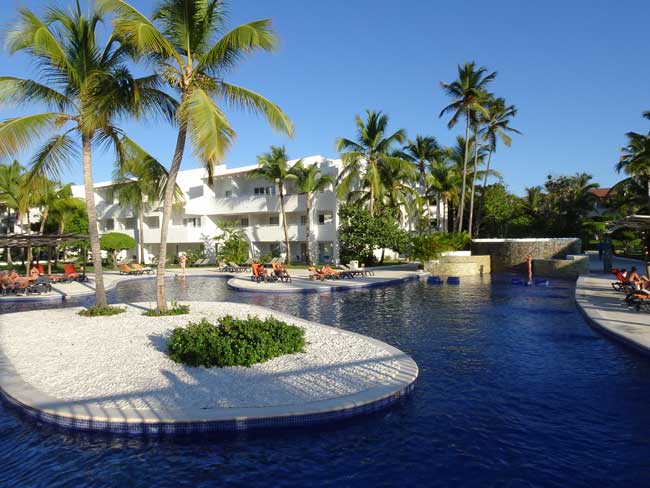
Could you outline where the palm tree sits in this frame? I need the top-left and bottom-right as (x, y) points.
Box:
(336, 110), (406, 216)
(475, 97), (520, 233)
(290, 161), (334, 265)
(398, 136), (439, 232)
(377, 157), (418, 225)
(48, 184), (86, 265)
(106, 0), (293, 311)
(0, 161), (26, 264)
(440, 62), (496, 232)
(427, 153), (461, 233)
(114, 140), (180, 264)
(617, 130), (650, 213)
(250, 146), (295, 264)
(0, 4), (174, 307)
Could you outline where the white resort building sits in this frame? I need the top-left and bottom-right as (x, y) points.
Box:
(71, 156), (343, 264)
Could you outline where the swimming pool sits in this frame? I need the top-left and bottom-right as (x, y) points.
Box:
(2, 275), (650, 487)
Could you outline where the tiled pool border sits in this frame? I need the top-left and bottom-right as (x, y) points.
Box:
(0, 303), (418, 436)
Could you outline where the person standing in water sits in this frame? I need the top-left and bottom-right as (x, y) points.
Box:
(179, 253), (187, 277)
(526, 254), (534, 284)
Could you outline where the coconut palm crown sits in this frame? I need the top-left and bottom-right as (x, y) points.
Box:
(104, 0), (294, 310)
(0, 2), (175, 306)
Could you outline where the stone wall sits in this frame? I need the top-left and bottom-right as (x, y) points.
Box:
(470, 238), (582, 272)
(532, 256), (589, 279)
(425, 255), (491, 276)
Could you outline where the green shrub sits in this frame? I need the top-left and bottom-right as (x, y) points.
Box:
(411, 232), (470, 262)
(143, 300), (190, 316)
(78, 305), (126, 317)
(167, 315), (306, 368)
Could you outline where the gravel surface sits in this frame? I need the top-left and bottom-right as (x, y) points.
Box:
(0, 302), (405, 410)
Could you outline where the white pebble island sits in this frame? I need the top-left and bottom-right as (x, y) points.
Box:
(0, 302), (417, 428)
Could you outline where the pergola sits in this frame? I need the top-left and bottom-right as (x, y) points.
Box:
(0, 233), (89, 274)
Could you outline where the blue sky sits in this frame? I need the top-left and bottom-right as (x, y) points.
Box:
(1, 0), (649, 194)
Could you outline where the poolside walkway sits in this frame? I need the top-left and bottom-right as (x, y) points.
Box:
(576, 255), (650, 356)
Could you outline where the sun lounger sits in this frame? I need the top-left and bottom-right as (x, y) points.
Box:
(272, 263), (292, 283)
(251, 263), (276, 283)
(119, 264), (142, 275)
(64, 264), (88, 282)
(36, 264), (67, 283)
(611, 268), (635, 293)
(131, 263), (153, 274)
(227, 262), (248, 272)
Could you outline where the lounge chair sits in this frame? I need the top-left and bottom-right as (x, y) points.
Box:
(611, 268), (635, 293)
(308, 266), (331, 281)
(251, 263), (275, 283)
(272, 263), (292, 283)
(131, 263), (153, 274)
(119, 264), (142, 275)
(227, 261), (248, 273)
(64, 264), (88, 282)
(191, 258), (208, 267)
(36, 264), (67, 283)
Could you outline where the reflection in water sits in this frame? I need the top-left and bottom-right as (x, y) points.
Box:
(2, 275), (650, 487)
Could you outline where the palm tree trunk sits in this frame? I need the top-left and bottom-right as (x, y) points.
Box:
(279, 182), (291, 265)
(55, 220), (64, 267)
(26, 213), (32, 265)
(420, 162), (427, 234)
(457, 109), (470, 232)
(646, 177), (650, 214)
(82, 134), (107, 307)
(156, 125), (188, 311)
(39, 206), (49, 234)
(305, 192), (312, 265)
(475, 147), (493, 237)
(468, 128), (479, 237)
(436, 192), (442, 232)
(369, 182), (375, 217)
(139, 202), (145, 264)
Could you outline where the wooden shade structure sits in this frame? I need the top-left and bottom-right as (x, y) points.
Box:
(0, 233), (89, 274)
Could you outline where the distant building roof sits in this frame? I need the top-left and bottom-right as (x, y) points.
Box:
(589, 188), (612, 198)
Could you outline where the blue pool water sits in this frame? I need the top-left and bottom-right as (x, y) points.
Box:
(2, 275), (650, 487)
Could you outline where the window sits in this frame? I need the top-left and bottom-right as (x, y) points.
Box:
(254, 186), (275, 195)
(145, 216), (159, 229)
(225, 190), (232, 198)
(104, 188), (114, 204)
(183, 217), (202, 228)
(187, 186), (204, 199)
(240, 217), (249, 227)
(269, 216), (279, 226)
(318, 213), (333, 225)
(123, 218), (136, 230)
(300, 215), (308, 225)
(101, 219), (114, 231)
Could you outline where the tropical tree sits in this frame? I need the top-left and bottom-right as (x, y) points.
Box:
(114, 140), (180, 264)
(616, 129), (650, 213)
(336, 110), (407, 216)
(214, 220), (248, 264)
(290, 160), (334, 265)
(377, 157), (418, 225)
(475, 97), (520, 232)
(439, 62), (496, 232)
(106, 0), (293, 310)
(250, 146), (295, 264)
(0, 4), (175, 307)
(427, 151), (461, 233)
(398, 136), (439, 232)
(0, 161), (26, 264)
(48, 184), (86, 265)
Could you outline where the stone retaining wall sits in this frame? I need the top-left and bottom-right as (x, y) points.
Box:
(425, 255), (491, 276)
(470, 238), (582, 272)
(532, 256), (589, 279)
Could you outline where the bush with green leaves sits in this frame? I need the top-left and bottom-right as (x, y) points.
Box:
(410, 232), (470, 262)
(78, 305), (126, 317)
(167, 315), (305, 368)
(99, 232), (137, 267)
(143, 300), (190, 316)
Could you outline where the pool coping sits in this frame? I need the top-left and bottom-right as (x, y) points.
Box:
(575, 274), (650, 357)
(0, 304), (419, 435)
(226, 273), (423, 294)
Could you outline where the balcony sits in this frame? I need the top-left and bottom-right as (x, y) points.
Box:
(183, 192), (337, 216)
(242, 223), (336, 243)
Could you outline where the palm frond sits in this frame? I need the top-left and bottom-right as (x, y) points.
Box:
(0, 112), (71, 158)
(196, 19), (277, 74)
(211, 81), (293, 136)
(24, 131), (78, 182)
(0, 77), (72, 111)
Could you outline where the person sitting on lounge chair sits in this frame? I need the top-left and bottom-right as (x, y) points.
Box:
(627, 266), (649, 289)
(30, 263), (40, 281)
(8, 269), (20, 283)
